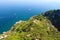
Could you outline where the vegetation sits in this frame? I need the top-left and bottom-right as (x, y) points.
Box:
(2, 10), (60, 40)
(43, 10), (60, 31)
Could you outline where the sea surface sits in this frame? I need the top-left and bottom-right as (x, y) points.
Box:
(0, 1), (59, 34)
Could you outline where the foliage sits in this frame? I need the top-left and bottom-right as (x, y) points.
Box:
(2, 10), (60, 40)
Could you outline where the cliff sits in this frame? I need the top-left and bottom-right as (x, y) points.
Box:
(2, 10), (60, 40)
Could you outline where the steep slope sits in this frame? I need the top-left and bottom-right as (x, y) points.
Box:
(2, 10), (60, 40)
(43, 10), (60, 31)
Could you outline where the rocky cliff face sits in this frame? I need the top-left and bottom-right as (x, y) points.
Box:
(2, 10), (60, 40)
(44, 10), (60, 31)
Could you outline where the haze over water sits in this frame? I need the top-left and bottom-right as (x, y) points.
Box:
(0, 0), (60, 34)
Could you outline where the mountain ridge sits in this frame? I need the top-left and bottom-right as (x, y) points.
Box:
(1, 10), (60, 40)
(43, 10), (60, 31)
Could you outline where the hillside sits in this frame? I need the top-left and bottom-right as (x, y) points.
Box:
(1, 10), (60, 40)
(43, 10), (60, 31)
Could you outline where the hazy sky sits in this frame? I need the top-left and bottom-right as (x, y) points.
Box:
(0, 0), (60, 4)
(0, 0), (60, 9)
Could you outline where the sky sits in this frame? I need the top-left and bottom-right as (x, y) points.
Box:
(0, 0), (60, 10)
(0, 0), (59, 7)
(0, 0), (60, 3)
(0, 0), (60, 5)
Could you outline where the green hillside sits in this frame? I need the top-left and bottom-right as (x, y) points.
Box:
(2, 10), (60, 40)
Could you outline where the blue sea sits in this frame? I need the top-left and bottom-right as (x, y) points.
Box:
(0, 0), (60, 34)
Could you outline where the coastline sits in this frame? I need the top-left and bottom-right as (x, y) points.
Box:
(0, 20), (26, 39)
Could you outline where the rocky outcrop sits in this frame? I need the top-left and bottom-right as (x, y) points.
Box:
(44, 10), (60, 31)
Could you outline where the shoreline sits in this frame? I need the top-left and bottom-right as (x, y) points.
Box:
(0, 20), (26, 39)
